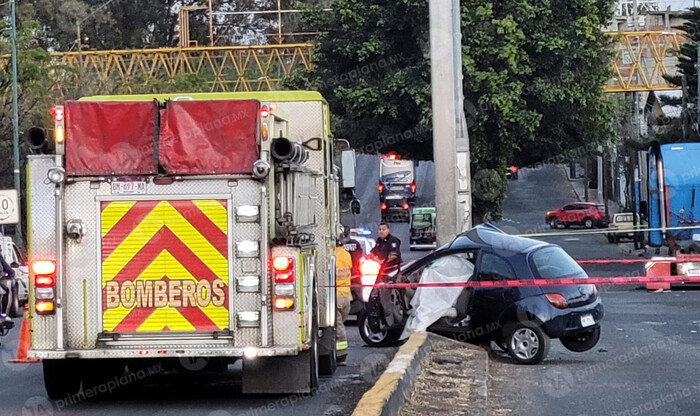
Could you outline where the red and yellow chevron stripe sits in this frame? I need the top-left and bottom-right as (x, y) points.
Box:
(100, 200), (229, 332)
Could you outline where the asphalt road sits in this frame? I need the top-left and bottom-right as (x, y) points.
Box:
(490, 165), (700, 416)
(0, 320), (397, 416)
(341, 154), (435, 262)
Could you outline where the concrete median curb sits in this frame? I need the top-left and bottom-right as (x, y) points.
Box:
(351, 332), (488, 416)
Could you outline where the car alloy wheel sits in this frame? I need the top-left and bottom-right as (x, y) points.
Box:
(511, 328), (540, 360)
(549, 218), (559, 229)
(505, 321), (550, 365)
(584, 219), (594, 229)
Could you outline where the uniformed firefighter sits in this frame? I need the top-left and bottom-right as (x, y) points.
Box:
(335, 242), (353, 366)
(370, 221), (402, 274)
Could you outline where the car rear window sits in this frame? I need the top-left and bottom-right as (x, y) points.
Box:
(596, 204), (605, 212)
(529, 246), (586, 279)
(618, 214), (633, 222)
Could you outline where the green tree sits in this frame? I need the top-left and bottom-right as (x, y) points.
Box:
(287, 0), (617, 220)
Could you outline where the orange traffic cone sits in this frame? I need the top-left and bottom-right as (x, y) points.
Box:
(8, 304), (39, 364)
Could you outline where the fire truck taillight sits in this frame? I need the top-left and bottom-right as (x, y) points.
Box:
(381, 203), (387, 210)
(274, 297), (294, 310)
(32, 260), (56, 314)
(32, 260), (56, 276)
(410, 182), (416, 192)
(273, 257), (295, 283)
(377, 182), (384, 192)
(50, 106), (64, 122)
(260, 105), (270, 118)
(403, 203), (409, 210)
(35, 301), (55, 314)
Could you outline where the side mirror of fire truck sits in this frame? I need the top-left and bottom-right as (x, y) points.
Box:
(24, 127), (48, 153)
(351, 199), (361, 215)
(340, 150), (356, 191)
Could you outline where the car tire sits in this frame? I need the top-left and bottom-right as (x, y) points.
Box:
(358, 311), (398, 348)
(564, 223), (570, 229)
(548, 218), (559, 229)
(560, 326), (601, 352)
(584, 219), (594, 229)
(614, 235), (619, 244)
(607, 235), (613, 244)
(504, 322), (550, 365)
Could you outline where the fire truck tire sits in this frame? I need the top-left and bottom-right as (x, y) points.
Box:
(318, 326), (337, 376)
(82, 359), (126, 394)
(43, 359), (81, 400)
(309, 292), (320, 391)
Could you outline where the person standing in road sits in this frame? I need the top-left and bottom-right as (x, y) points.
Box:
(370, 221), (402, 273)
(0, 246), (15, 322)
(335, 241), (353, 366)
(341, 226), (363, 277)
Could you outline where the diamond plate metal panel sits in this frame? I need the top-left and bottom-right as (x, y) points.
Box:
(268, 101), (335, 328)
(27, 156), (58, 350)
(231, 180), (264, 347)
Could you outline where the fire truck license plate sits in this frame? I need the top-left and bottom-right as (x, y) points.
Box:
(111, 181), (147, 195)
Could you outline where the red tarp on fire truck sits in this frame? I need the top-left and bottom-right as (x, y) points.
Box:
(158, 100), (260, 175)
(65, 101), (157, 176)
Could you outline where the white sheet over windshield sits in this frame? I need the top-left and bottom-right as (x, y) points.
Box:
(400, 254), (474, 340)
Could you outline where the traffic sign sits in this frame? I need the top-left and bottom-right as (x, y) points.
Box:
(0, 190), (19, 225)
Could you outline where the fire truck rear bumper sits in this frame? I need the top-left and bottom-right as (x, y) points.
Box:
(28, 346), (299, 360)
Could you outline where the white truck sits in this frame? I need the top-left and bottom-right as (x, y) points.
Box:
(379, 153), (416, 222)
(24, 91), (353, 398)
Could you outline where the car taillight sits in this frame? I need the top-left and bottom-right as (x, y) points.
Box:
(410, 182), (416, 192)
(359, 258), (382, 303)
(403, 203), (409, 210)
(32, 260), (57, 315)
(381, 203), (387, 210)
(544, 293), (568, 309)
(273, 256), (294, 283)
(510, 166), (518, 173)
(378, 182), (384, 192)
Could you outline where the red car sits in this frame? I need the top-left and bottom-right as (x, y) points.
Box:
(546, 202), (608, 229)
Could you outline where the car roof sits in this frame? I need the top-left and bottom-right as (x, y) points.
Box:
(448, 224), (549, 254)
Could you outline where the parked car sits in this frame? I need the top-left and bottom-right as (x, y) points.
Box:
(546, 202), (608, 229)
(360, 224), (604, 365)
(606, 213), (644, 244)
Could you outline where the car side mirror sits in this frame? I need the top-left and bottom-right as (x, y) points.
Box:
(10, 262), (19, 268)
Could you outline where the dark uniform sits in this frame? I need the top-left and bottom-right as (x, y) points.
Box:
(342, 238), (363, 276)
(371, 234), (402, 273)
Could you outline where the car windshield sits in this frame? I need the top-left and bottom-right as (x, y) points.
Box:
(412, 214), (433, 229)
(529, 246), (586, 279)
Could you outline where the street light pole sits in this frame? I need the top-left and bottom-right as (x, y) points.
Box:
(10, 0), (22, 241)
(430, 0), (470, 246)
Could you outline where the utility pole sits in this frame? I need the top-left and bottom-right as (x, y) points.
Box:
(10, 0), (22, 241)
(430, 0), (470, 246)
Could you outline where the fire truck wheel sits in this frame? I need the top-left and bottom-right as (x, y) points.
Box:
(308, 292), (320, 392)
(43, 359), (81, 400)
(82, 359), (126, 394)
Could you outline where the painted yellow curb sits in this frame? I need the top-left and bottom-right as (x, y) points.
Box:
(351, 332), (429, 416)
